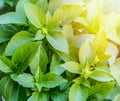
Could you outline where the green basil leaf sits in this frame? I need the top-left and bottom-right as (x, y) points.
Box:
(28, 92), (48, 101)
(110, 58), (120, 86)
(34, 30), (45, 41)
(24, 2), (46, 28)
(16, 0), (29, 16)
(69, 45), (79, 62)
(0, 12), (26, 24)
(0, 43), (7, 55)
(69, 84), (88, 101)
(92, 29), (109, 61)
(79, 41), (95, 67)
(89, 70), (114, 82)
(89, 82), (114, 100)
(29, 44), (48, 75)
(95, 63), (110, 73)
(50, 54), (65, 75)
(39, 45), (48, 73)
(40, 73), (67, 88)
(35, 83), (42, 92)
(12, 42), (40, 72)
(63, 23), (74, 43)
(0, 77), (13, 101)
(10, 83), (27, 101)
(4, 31), (33, 56)
(113, 93), (120, 101)
(0, 31), (11, 43)
(12, 73), (35, 88)
(36, 0), (48, 13)
(46, 34), (68, 53)
(51, 90), (68, 101)
(0, 56), (13, 73)
(61, 61), (82, 74)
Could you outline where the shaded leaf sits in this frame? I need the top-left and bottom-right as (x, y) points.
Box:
(10, 83), (27, 101)
(40, 73), (67, 88)
(0, 77), (13, 101)
(51, 90), (68, 101)
(4, 31), (33, 56)
(28, 92), (48, 101)
(89, 82), (114, 100)
(12, 42), (40, 72)
(0, 31), (11, 43)
(0, 56), (13, 73)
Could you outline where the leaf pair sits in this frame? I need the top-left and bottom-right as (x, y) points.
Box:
(24, 2), (85, 28)
(0, 41), (40, 74)
(61, 41), (94, 74)
(11, 73), (67, 89)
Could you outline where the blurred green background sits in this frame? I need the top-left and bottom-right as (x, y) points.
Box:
(0, 0), (18, 15)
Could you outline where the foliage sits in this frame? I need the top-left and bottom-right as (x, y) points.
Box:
(0, 0), (120, 101)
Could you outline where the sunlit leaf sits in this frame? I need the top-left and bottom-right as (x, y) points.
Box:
(61, 61), (82, 74)
(89, 70), (114, 82)
(79, 41), (95, 67)
(53, 5), (85, 25)
(24, 2), (46, 28)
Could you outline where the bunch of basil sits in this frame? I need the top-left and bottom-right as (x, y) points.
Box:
(0, 0), (120, 101)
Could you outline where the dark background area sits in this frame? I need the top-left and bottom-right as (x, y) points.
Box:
(0, 0), (18, 15)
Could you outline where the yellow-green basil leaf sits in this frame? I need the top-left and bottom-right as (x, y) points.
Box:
(79, 41), (95, 67)
(24, 2), (46, 28)
(89, 70), (114, 82)
(92, 29), (110, 61)
(53, 5), (85, 25)
(36, 0), (48, 13)
(34, 30), (45, 41)
(61, 61), (82, 74)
